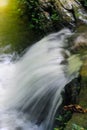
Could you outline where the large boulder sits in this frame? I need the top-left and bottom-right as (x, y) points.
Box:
(64, 58), (87, 130)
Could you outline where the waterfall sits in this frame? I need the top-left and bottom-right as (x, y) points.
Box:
(0, 29), (82, 130)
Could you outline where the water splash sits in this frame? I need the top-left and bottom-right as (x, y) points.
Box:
(0, 29), (82, 130)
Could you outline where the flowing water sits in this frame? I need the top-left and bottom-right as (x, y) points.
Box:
(0, 27), (83, 130)
(0, 2), (84, 130)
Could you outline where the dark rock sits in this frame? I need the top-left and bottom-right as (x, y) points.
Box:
(64, 75), (81, 105)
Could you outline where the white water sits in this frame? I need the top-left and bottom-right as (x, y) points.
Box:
(0, 29), (82, 130)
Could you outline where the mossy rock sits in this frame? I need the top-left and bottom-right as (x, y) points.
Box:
(64, 113), (87, 129)
(64, 86), (87, 130)
(64, 58), (87, 130)
(80, 58), (87, 83)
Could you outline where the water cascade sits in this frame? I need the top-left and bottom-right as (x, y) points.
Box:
(0, 29), (82, 130)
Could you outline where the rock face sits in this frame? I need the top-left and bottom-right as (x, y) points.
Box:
(64, 76), (81, 105)
(74, 34), (87, 48)
(63, 27), (87, 129)
(39, 0), (87, 29)
(54, 0), (78, 23)
(64, 58), (87, 130)
(67, 25), (87, 52)
(18, 0), (87, 32)
(55, 27), (87, 130)
(71, 33), (87, 51)
(54, 0), (87, 23)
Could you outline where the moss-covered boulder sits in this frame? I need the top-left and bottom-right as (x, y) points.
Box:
(64, 58), (87, 130)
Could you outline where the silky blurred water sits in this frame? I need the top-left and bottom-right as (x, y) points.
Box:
(0, 28), (83, 130)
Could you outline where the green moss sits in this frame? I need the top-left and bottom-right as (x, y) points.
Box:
(64, 113), (87, 130)
(80, 57), (87, 82)
(64, 95), (87, 129)
(64, 59), (87, 130)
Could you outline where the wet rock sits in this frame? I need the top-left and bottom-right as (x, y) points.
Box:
(64, 56), (87, 130)
(64, 76), (81, 105)
(64, 86), (87, 130)
(39, 0), (52, 9)
(54, 0), (87, 24)
(38, 0), (87, 30)
(71, 33), (87, 51)
(68, 26), (87, 52)
(54, 0), (75, 23)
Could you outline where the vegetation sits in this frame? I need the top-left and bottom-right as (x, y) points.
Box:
(16, 0), (62, 31)
(54, 124), (86, 130)
(84, 0), (87, 6)
(0, 0), (87, 130)
(17, 0), (45, 30)
(72, 124), (86, 130)
(16, 0), (87, 32)
(79, 0), (87, 6)
(54, 110), (72, 130)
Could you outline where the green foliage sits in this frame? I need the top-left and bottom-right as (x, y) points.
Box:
(53, 111), (72, 130)
(56, 115), (63, 122)
(84, 0), (87, 6)
(16, 0), (62, 31)
(72, 124), (87, 130)
(51, 9), (60, 21)
(79, 0), (87, 6)
(16, 0), (48, 30)
(51, 13), (59, 21)
(54, 128), (60, 130)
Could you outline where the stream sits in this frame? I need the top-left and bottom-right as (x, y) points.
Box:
(0, 2), (84, 130)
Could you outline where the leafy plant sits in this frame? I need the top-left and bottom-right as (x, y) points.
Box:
(17, 0), (42, 29)
(84, 0), (87, 6)
(54, 110), (72, 130)
(16, 0), (62, 31)
(54, 128), (60, 130)
(79, 0), (87, 6)
(72, 124), (86, 130)
(56, 115), (63, 122)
